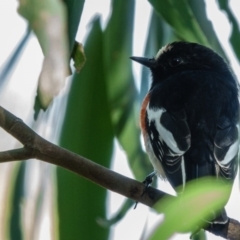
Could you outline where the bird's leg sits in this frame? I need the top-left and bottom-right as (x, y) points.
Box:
(134, 171), (156, 209)
(142, 171), (156, 195)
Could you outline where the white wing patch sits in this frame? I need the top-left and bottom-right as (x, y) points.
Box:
(221, 138), (239, 165)
(144, 134), (167, 179)
(181, 158), (186, 190)
(147, 105), (185, 156)
(216, 124), (240, 167)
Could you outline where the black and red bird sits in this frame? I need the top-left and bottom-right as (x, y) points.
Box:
(131, 42), (239, 224)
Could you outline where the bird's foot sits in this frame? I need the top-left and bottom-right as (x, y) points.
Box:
(134, 172), (156, 209)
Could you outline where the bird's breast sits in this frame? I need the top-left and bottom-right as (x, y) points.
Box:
(140, 93), (151, 138)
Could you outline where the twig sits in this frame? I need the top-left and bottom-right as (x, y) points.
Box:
(0, 105), (239, 239)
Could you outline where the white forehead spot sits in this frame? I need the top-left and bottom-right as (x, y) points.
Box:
(155, 44), (173, 60)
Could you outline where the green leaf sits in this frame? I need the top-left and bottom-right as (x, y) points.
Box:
(104, 0), (152, 180)
(150, 177), (232, 239)
(139, 10), (177, 104)
(58, 16), (113, 240)
(9, 163), (26, 240)
(148, 0), (210, 45)
(63, 0), (85, 54)
(187, 0), (227, 60)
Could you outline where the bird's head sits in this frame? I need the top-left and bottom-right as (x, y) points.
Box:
(131, 41), (230, 86)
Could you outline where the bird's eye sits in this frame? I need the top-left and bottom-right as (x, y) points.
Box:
(169, 57), (183, 67)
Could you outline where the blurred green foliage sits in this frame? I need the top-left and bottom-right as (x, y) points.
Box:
(1, 0), (239, 240)
(151, 177), (231, 239)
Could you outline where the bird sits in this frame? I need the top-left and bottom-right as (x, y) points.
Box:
(130, 41), (239, 226)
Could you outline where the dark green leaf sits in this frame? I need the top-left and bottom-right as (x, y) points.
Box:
(63, 0), (85, 55)
(104, 0), (151, 180)
(217, 0), (240, 61)
(187, 0), (227, 60)
(139, 10), (177, 103)
(9, 163), (25, 240)
(148, 0), (210, 45)
(58, 16), (113, 240)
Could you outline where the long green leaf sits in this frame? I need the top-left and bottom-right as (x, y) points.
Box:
(62, 0), (85, 55)
(187, 0), (227, 59)
(58, 17), (113, 240)
(217, 0), (240, 61)
(9, 163), (26, 240)
(92, 1), (153, 227)
(139, 10), (177, 104)
(148, 0), (209, 45)
(104, 0), (151, 181)
(0, 27), (31, 89)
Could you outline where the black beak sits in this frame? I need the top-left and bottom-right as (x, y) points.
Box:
(130, 56), (156, 68)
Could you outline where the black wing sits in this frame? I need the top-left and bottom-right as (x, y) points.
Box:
(146, 107), (191, 189)
(214, 116), (239, 180)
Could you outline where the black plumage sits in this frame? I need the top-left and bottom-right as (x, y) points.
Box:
(131, 41), (239, 224)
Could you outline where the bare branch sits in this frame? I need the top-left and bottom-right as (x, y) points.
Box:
(205, 218), (240, 240)
(0, 105), (239, 239)
(0, 105), (167, 207)
(0, 148), (33, 162)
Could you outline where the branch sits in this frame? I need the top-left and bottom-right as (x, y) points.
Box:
(205, 218), (240, 240)
(0, 106), (167, 206)
(0, 105), (239, 239)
